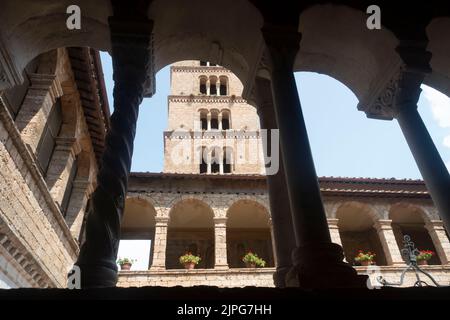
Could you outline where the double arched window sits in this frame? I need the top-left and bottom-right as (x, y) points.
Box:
(198, 75), (229, 96)
(198, 146), (234, 174)
(198, 109), (231, 131)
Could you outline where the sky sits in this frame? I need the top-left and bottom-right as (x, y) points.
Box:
(100, 52), (450, 269)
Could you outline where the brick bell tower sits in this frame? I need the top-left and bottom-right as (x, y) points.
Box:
(163, 60), (265, 175)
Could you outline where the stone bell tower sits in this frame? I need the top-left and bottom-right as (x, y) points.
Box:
(163, 60), (264, 175)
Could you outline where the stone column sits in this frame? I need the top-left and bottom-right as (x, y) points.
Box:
(396, 105), (450, 235)
(216, 81), (220, 96)
(206, 80), (211, 96)
(395, 41), (450, 235)
(151, 217), (169, 270)
(45, 137), (77, 205)
(207, 114), (211, 131)
(74, 14), (154, 288)
(374, 220), (405, 266)
(214, 217), (228, 269)
(254, 76), (296, 288)
(65, 177), (92, 240)
(425, 220), (450, 265)
(218, 114), (223, 130)
(327, 219), (343, 247)
(261, 25), (365, 288)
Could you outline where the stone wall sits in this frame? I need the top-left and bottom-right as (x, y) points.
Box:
(117, 266), (450, 288)
(118, 268), (276, 288)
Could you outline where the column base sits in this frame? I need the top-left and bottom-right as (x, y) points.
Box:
(149, 266), (166, 271)
(74, 262), (118, 288)
(214, 265), (229, 270)
(287, 243), (368, 289)
(273, 265), (292, 288)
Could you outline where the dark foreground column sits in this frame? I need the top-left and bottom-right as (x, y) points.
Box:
(261, 25), (366, 288)
(74, 16), (153, 288)
(254, 76), (296, 288)
(396, 95), (450, 235)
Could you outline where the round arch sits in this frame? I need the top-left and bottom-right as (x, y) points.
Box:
(389, 203), (441, 265)
(166, 198), (215, 269)
(336, 201), (387, 266)
(226, 199), (274, 268)
(295, 4), (399, 102)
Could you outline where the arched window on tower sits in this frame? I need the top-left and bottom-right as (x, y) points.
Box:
(223, 147), (233, 174)
(200, 110), (208, 130)
(210, 110), (219, 130)
(219, 76), (228, 96)
(211, 147), (221, 174)
(209, 76), (217, 96)
(221, 110), (230, 130)
(199, 76), (207, 95)
(199, 146), (207, 174)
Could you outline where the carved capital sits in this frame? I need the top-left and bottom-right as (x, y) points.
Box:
(358, 41), (431, 120)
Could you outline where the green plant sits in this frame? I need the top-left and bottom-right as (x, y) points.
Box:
(416, 250), (434, 261)
(179, 252), (201, 265)
(242, 251), (266, 268)
(354, 250), (376, 262)
(117, 257), (136, 266)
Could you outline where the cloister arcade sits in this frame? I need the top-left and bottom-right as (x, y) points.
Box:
(120, 185), (450, 276)
(1, 1), (450, 289)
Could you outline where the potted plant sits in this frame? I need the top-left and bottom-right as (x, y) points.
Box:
(354, 250), (376, 266)
(416, 250), (434, 266)
(117, 257), (136, 271)
(242, 251), (266, 268)
(179, 252), (201, 270)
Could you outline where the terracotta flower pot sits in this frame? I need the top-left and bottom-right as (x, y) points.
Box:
(184, 262), (196, 270)
(120, 263), (132, 271)
(360, 260), (372, 267)
(418, 259), (429, 266)
(245, 263), (256, 268)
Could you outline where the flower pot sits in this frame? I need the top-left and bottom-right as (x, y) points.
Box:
(184, 262), (196, 270)
(360, 260), (372, 267)
(418, 259), (428, 266)
(245, 263), (256, 268)
(120, 263), (132, 271)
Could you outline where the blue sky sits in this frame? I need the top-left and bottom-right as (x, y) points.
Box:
(100, 52), (450, 180)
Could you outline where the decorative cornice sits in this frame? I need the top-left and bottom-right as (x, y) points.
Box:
(171, 66), (230, 73)
(0, 220), (53, 288)
(168, 95), (246, 104)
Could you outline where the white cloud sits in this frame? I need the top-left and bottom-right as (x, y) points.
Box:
(422, 85), (450, 128)
(444, 136), (450, 149)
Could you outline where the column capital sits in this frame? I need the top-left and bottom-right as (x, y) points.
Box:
(155, 216), (170, 225)
(373, 219), (394, 231)
(357, 41), (431, 121)
(327, 218), (339, 228)
(261, 25), (302, 70)
(213, 217), (227, 225)
(425, 220), (445, 231)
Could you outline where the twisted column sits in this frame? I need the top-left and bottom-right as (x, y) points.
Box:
(74, 16), (154, 288)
